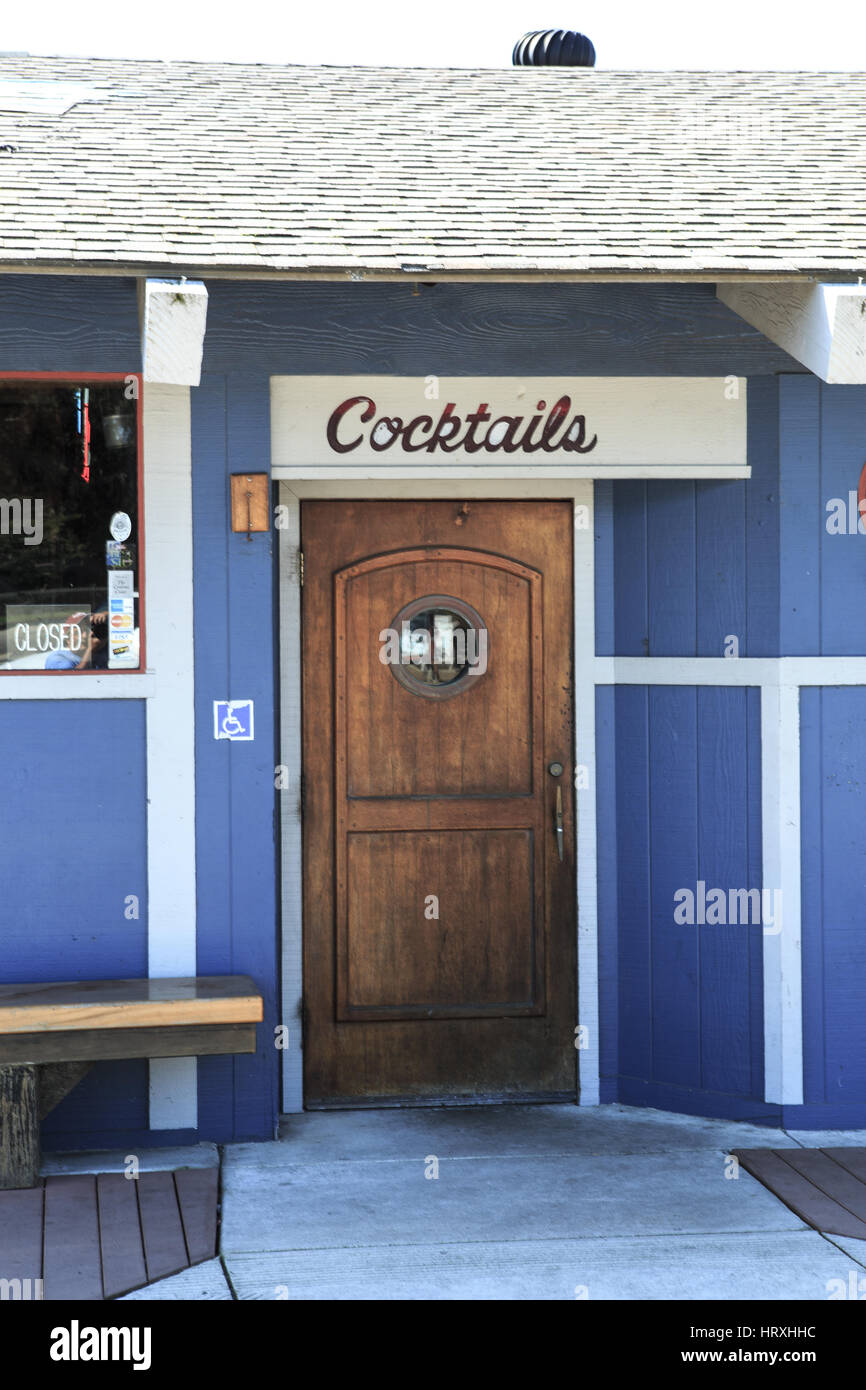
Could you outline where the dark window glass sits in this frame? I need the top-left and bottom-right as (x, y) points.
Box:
(0, 379), (141, 672)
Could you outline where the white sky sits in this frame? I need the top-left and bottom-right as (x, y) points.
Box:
(4, 0), (866, 69)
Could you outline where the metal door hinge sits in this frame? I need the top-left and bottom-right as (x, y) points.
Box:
(297, 549), (305, 587)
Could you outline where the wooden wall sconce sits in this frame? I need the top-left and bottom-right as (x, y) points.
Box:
(230, 474), (269, 540)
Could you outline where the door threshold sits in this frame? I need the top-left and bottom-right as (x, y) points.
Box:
(304, 1091), (578, 1111)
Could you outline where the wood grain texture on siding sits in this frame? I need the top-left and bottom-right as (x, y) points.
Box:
(201, 282), (803, 378)
(0, 275), (140, 370)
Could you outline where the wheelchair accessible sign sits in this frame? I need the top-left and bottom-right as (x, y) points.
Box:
(213, 699), (254, 741)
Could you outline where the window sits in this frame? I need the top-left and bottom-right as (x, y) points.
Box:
(388, 594), (487, 700)
(0, 375), (143, 673)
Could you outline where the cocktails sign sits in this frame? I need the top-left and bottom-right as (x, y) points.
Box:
(272, 376), (748, 477)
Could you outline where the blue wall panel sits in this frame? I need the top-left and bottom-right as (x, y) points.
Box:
(0, 700), (148, 1141)
(614, 686), (652, 1079)
(190, 374), (279, 1143)
(779, 375), (822, 655)
(818, 385), (866, 656)
(800, 687), (866, 1110)
(744, 376), (781, 657)
(595, 684), (618, 1091)
(778, 377), (866, 657)
(614, 686), (766, 1115)
(612, 375), (781, 659)
(0, 276), (140, 371)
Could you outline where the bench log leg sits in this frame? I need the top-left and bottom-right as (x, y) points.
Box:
(0, 1064), (40, 1190)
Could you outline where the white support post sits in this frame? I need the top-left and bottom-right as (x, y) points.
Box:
(278, 488), (304, 1114)
(760, 683), (804, 1106)
(573, 484), (600, 1105)
(144, 384), (198, 1130)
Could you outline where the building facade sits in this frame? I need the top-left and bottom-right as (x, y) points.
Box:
(1, 59), (865, 1149)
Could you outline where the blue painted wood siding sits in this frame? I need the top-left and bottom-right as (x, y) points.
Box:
(2, 272), (864, 1140)
(801, 688), (866, 1118)
(609, 685), (765, 1118)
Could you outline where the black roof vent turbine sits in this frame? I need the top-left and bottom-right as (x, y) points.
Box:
(512, 30), (596, 66)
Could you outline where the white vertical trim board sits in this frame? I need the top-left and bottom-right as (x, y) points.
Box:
(278, 486), (304, 1114)
(573, 484), (600, 1105)
(760, 684), (804, 1106)
(143, 384), (198, 1130)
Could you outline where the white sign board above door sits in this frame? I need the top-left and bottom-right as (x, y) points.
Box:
(271, 376), (748, 480)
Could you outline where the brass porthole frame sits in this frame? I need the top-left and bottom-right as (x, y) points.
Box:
(387, 593), (488, 701)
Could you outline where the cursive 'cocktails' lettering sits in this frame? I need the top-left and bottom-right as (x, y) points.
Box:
(325, 395), (598, 457)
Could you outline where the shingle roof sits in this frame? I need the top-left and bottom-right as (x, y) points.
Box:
(0, 54), (864, 277)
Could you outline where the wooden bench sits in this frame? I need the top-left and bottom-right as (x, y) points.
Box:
(0, 976), (263, 1190)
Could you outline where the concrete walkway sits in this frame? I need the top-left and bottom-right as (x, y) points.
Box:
(211, 1103), (866, 1300)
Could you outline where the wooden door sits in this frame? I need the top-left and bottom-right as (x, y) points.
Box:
(301, 500), (576, 1104)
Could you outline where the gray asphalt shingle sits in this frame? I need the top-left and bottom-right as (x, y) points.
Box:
(0, 55), (863, 275)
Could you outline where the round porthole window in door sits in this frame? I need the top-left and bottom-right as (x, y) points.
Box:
(386, 594), (488, 700)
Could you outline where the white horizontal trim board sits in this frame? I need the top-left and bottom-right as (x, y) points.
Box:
(272, 465), (750, 481)
(0, 675), (155, 699)
(593, 656), (866, 686)
(271, 375), (747, 478)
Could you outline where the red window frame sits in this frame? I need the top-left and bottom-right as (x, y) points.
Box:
(0, 371), (146, 675)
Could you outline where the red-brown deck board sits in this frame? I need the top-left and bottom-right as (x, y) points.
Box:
(174, 1166), (219, 1265)
(0, 1184), (43, 1285)
(137, 1170), (190, 1283)
(734, 1148), (866, 1239)
(0, 1167), (217, 1299)
(96, 1173), (148, 1299)
(43, 1174), (103, 1301)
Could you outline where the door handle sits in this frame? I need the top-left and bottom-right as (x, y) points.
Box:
(554, 784), (564, 862)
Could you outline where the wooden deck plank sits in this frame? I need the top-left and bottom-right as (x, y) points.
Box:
(0, 1184), (43, 1285)
(781, 1149), (866, 1223)
(137, 1171), (190, 1283)
(0, 975), (262, 1034)
(734, 1148), (866, 1240)
(824, 1147), (866, 1184)
(96, 1174), (148, 1299)
(174, 1167), (219, 1265)
(43, 1175), (103, 1301)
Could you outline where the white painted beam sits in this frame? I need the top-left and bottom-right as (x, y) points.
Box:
(140, 278), (208, 386)
(760, 685), (803, 1106)
(717, 282), (866, 384)
(572, 484), (600, 1106)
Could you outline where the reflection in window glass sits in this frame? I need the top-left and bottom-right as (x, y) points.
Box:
(389, 595), (488, 700)
(399, 608), (473, 686)
(0, 380), (141, 672)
